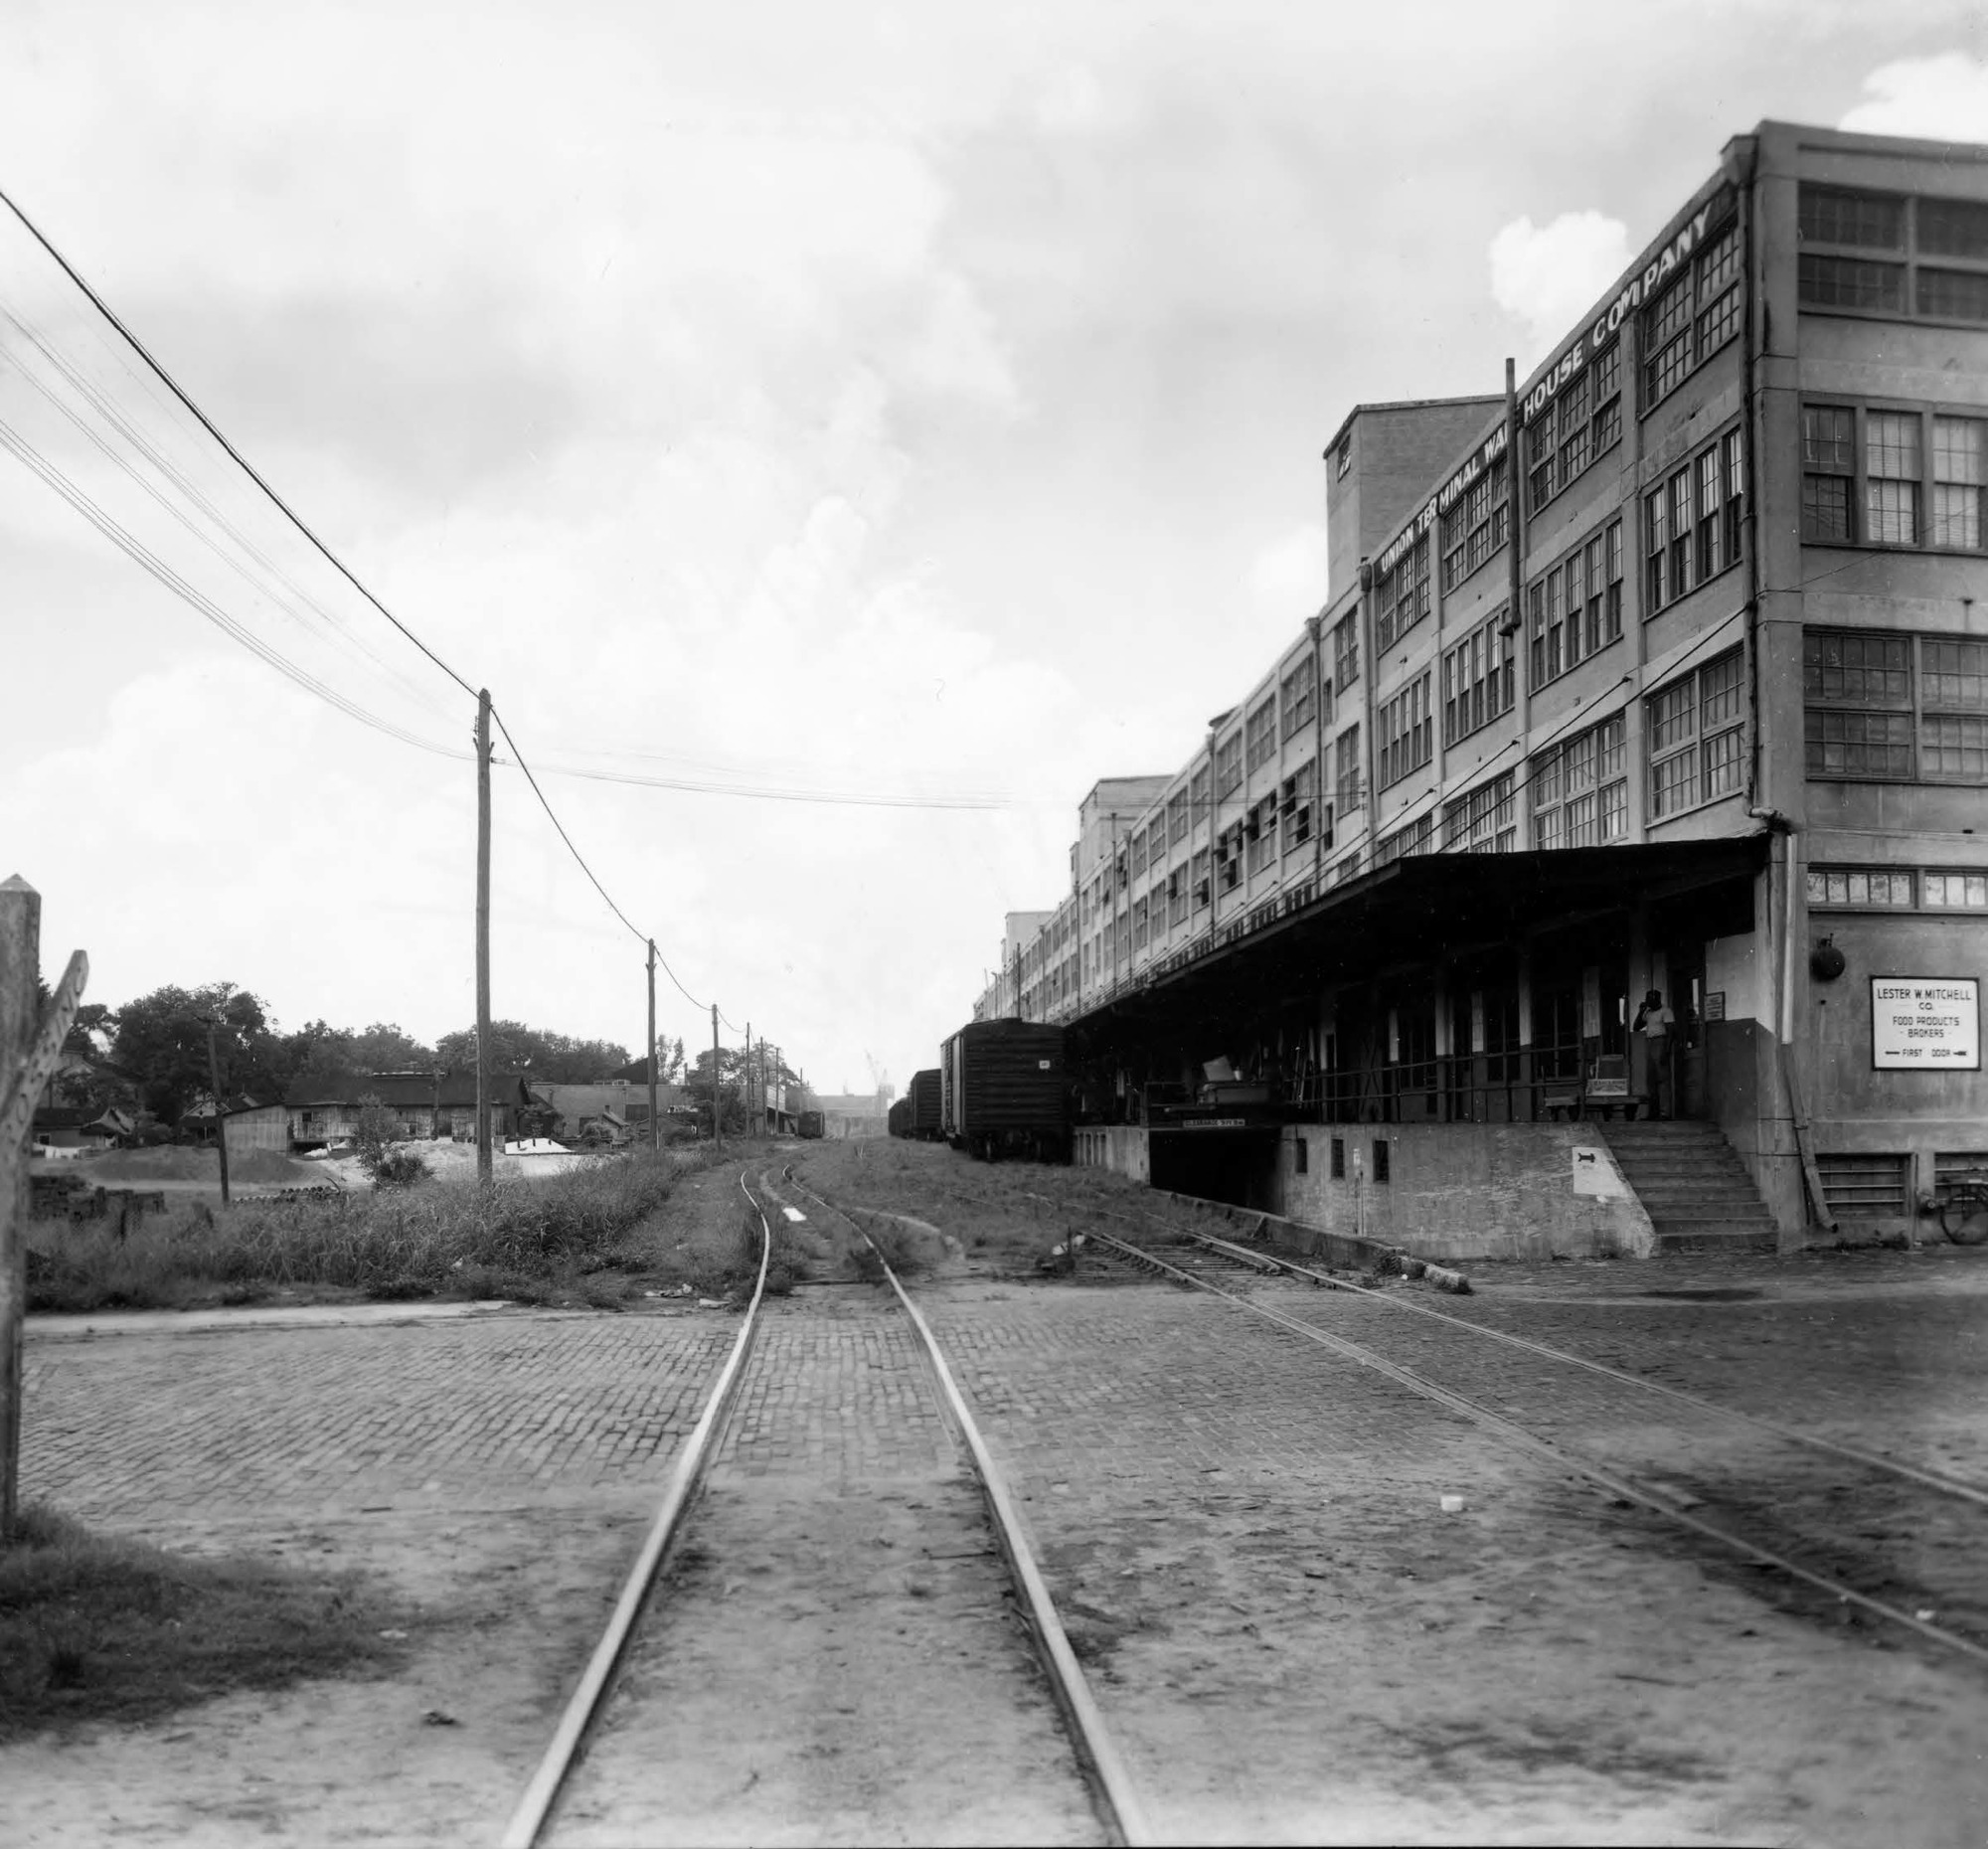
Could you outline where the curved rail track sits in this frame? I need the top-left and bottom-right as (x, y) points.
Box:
(500, 1167), (1152, 1849)
(1069, 1203), (1988, 1672)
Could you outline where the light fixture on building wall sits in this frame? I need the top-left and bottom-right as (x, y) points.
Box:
(1810, 936), (1846, 982)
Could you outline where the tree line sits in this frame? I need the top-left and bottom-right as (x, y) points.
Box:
(48, 980), (664, 1125)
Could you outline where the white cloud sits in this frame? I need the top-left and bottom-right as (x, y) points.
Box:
(1488, 211), (1632, 366)
(1840, 52), (1988, 140)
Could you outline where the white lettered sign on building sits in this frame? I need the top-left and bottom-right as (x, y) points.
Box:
(1871, 978), (1981, 1071)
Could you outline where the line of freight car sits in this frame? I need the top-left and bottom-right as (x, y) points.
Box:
(939, 1019), (1070, 1162)
(887, 1097), (911, 1138)
(796, 1109), (825, 1139)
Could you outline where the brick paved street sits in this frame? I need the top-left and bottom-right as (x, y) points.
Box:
(22, 1309), (736, 1522)
(6, 1170), (1987, 1845)
(553, 1288), (1098, 1847)
(921, 1275), (1988, 1845)
(5, 1304), (739, 1846)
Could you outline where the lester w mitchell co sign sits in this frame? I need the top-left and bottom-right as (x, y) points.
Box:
(1871, 978), (1981, 1071)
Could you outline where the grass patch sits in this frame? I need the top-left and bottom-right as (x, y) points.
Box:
(0, 1504), (414, 1740)
(27, 1148), (714, 1313)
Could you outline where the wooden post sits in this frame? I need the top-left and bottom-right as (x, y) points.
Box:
(204, 1017), (232, 1207)
(476, 690), (493, 1184)
(0, 876), (37, 1541)
(710, 1004), (722, 1152)
(746, 1023), (753, 1141)
(646, 940), (659, 1154)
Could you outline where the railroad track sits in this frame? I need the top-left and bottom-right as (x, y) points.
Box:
(1068, 1202), (1988, 1672)
(500, 1166), (1152, 1848)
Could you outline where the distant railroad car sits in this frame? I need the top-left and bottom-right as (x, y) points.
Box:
(887, 1097), (911, 1138)
(796, 1110), (825, 1139)
(939, 1019), (1069, 1163)
(908, 1068), (942, 1139)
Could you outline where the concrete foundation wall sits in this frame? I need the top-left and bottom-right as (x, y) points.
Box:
(1074, 1125), (1151, 1183)
(1275, 1123), (1655, 1262)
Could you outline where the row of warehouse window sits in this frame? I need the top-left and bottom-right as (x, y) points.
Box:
(1803, 629), (1988, 783)
(1801, 403), (1988, 550)
(1797, 183), (1988, 326)
(1376, 425), (1745, 670)
(1806, 866), (1988, 911)
(1084, 638), (1988, 977)
(1820, 1154), (1988, 1220)
(1123, 618), (1980, 937)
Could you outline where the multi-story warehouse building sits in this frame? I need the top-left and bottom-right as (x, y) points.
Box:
(973, 119), (1988, 1255)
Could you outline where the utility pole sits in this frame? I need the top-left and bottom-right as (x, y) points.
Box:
(0, 881), (83, 1543)
(476, 689), (493, 1184)
(0, 876), (38, 1543)
(746, 1022), (752, 1141)
(646, 939), (659, 1154)
(710, 1003), (722, 1152)
(203, 1016), (232, 1207)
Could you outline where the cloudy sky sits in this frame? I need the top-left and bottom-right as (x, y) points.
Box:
(2, 2), (1984, 1097)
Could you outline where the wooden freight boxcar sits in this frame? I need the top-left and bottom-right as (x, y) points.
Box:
(908, 1068), (942, 1139)
(939, 1019), (1068, 1162)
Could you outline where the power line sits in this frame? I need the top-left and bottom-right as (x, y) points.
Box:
(0, 180), (480, 705)
(0, 409), (470, 760)
(488, 702), (710, 1013)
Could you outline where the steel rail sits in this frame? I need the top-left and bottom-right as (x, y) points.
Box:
(498, 1168), (771, 1849)
(1092, 1225), (1988, 1670)
(1074, 1196), (1988, 1511)
(777, 1170), (1155, 1846)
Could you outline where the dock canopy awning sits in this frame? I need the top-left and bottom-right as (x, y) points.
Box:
(1070, 835), (1766, 1045)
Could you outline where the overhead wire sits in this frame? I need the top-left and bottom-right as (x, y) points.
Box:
(0, 409), (471, 759)
(0, 179), (480, 705)
(0, 184), (749, 1025)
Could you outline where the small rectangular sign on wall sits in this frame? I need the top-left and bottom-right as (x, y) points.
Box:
(1872, 977), (1981, 1071)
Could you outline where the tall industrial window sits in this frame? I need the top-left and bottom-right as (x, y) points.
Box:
(1442, 613), (1516, 746)
(1335, 726), (1363, 811)
(1280, 660), (1315, 740)
(1217, 822), (1243, 892)
(1192, 847), (1212, 909)
(1216, 730), (1243, 797)
(1333, 610), (1360, 689)
(1244, 793), (1278, 877)
(1375, 535), (1431, 651)
(1935, 417), (1986, 548)
(1643, 427), (1744, 611)
(1804, 628), (1988, 783)
(1867, 411), (1922, 543)
(1801, 405), (1855, 541)
(1167, 867), (1189, 928)
(1438, 462), (1511, 590)
(1533, 713), (1628, 848)
(1280, 760), (1319, 853)
(1190, 763), (1211, 829)
(1799, 184), (1988, 324)
(1377, 675), (1433, 790)
(1129, 827), (1147, 880)
(1373, 813), (1433, 868)
(1441, 771), (1517, 853)
(1245, 695), (1277, 772)
(1132, 896), (1149, 951)
(1648, 648), (1747, 817)
(1527, 341), (1623, 513)
(1531, 517), (1625, 685)
(1642, 216), (1741, 409)
(1167, 790), (1189, 847)
(1146, 818), (1167, 873)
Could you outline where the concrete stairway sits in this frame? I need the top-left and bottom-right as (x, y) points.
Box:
(1598, 1120), (1780, 1253)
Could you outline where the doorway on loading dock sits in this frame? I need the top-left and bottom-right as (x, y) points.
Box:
(1148, 1126), (1281, 1211)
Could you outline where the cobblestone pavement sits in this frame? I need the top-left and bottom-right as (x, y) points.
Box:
(553, 1288), (1099, 1848)
(6, 1304), (740, 1848)
(917, 1275), (1988, 1845)
(22, 1309), (736, 1522)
